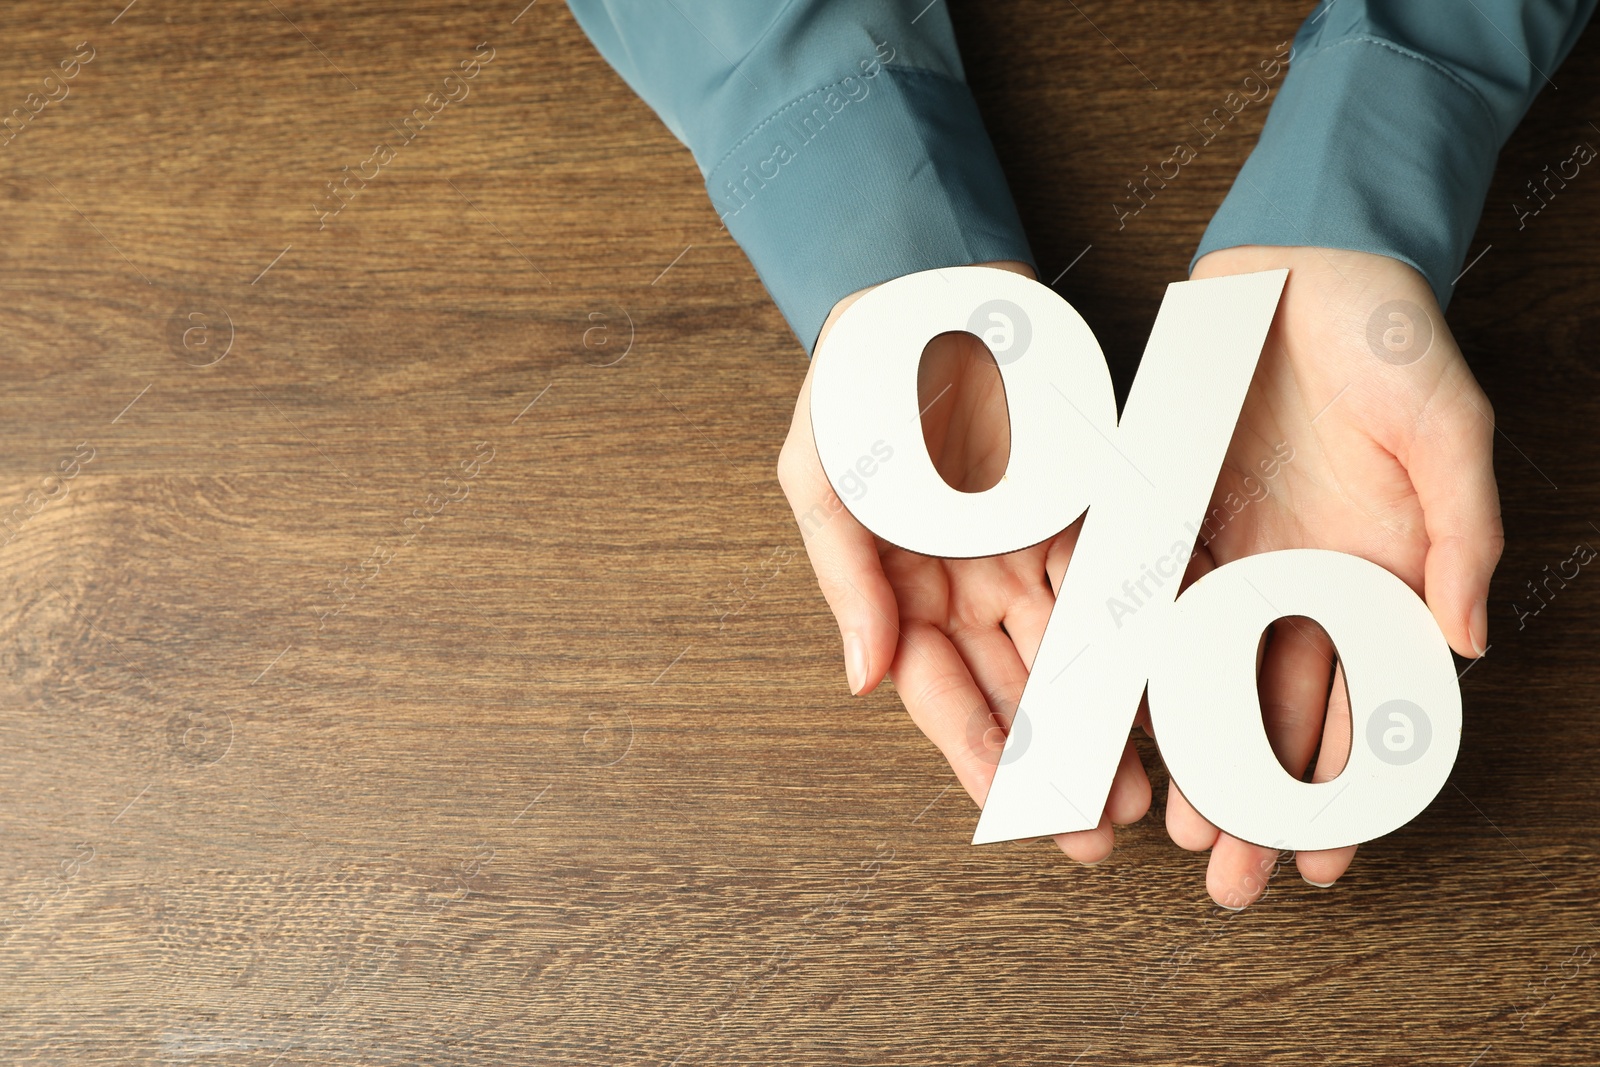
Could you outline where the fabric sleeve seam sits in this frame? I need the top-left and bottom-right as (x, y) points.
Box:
(1292, 34), (1498, 128)
(704, 64), (968, 178)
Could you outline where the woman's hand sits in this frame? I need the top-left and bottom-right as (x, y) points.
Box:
(1177, 245), (1503, 907)
(777, 261), (1151, 863)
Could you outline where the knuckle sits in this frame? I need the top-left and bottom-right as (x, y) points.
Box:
(775, 442), (798, 486)
(1485, 528), (1507, 566)
(1476, 393), (1497, 431)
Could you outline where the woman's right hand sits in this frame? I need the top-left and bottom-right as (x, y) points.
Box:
(776, 262), (1153, 864)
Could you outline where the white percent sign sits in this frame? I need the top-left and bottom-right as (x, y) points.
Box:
(811, 267), (1460, 852)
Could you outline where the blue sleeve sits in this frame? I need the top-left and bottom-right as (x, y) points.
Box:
(566, 1), (1036, 355)
(1194, 0), (1597, 309)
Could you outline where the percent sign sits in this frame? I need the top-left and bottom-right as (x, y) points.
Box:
(810, 267), (1460, 852)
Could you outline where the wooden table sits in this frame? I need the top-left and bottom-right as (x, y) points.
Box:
(2, 2), (1597, 1063)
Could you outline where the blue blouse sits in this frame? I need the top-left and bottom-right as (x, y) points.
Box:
(568, 1), (1595, 353)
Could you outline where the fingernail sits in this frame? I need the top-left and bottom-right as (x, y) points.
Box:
(1216, 899), (1247, 912)
(1469, 598), (1489, 657)
(844, 633), (867, 695)
(1303, 876), (1337, 889)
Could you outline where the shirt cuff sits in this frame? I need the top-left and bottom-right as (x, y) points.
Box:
(706, 67), (1036, 355)
(1191, 36), (1501, 310)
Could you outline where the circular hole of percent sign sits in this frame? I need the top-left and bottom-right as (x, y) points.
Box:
(810, 266), (1461, 853)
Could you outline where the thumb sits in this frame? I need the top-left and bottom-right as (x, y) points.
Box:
(779, 375), (900, 696)
(1407, 380), (1504, 659)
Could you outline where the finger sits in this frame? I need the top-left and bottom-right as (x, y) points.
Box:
(948, 622), (1030, 743)
(1105, 737), (1152, 826)
(1052, 808), (1116, 865)
(1165, 779), (1220, 852)
(948, 623), (1148, 861)
(791, 486), (898, 696)
(1203, 618), (1335, 905)
(1042, 518), (1085, 596)
(779, 380), (899, 697)
(1258, 618), (1335, 777)
(1296, 849), (1355, 888)
(1208, 836), (1285, 911)
(1134, 693), (1152, 738)
(1047, 739), (1151, 866)
(1298, 658), (1358, 887)
(1407, 379), (1504, 659)
(1000, 584), (1057, 673)
(950, 612), (1153, 865)
(973, 543), (1152, 827)
(887, 619), (1008, 808)
(1183, 533), (1217, 589)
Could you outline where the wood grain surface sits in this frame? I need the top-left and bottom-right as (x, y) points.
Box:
(2, 2), (1598, 1064)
